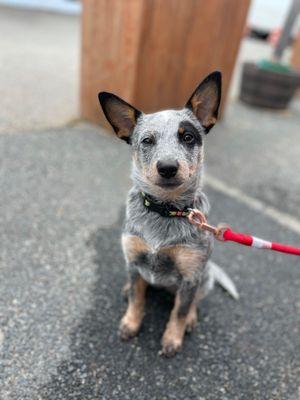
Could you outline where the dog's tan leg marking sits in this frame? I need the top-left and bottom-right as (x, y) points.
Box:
(185, 303), (198, 333)
(120, 235), (149, 339)
(161, 293), (188, 357)
(122, 234), (150, 262)
(119, 275), (148, 340)
(161, 297), (199, 356)
(160, 245), (205, 279)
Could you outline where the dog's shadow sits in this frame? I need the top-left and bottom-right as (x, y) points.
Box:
(39, 208), (218, 399)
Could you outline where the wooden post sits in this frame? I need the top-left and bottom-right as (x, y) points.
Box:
(81, 0), (250, 126)
(291, 31), (300, 70)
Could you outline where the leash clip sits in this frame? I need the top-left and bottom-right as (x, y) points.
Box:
(187, 209), (227, 241)
(188, 209), (300, 256)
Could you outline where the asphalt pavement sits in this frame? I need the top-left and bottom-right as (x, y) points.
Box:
(0, 7), (79, 134)
(0, 124), (299, 400)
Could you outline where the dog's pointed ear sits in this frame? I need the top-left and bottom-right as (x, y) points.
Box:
(186, 71), (222, 133)
(98, 92), (142, 144)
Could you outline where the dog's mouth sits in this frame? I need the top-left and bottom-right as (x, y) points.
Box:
(156, 179), (182, 189)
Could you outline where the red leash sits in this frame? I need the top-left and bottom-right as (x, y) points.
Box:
(188, 209), (300, 256)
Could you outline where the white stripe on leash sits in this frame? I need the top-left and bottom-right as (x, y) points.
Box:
(251, 236), (272, 249)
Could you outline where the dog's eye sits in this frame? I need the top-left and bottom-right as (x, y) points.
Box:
(142, 137), (154, 145)
(182, 132), (195, 144)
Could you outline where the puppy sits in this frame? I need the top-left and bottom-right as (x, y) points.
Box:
(98, 71), (238, 357)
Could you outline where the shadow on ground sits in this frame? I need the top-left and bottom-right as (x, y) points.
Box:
(38, 210), (214, 399)
(39, 207), (300, 400)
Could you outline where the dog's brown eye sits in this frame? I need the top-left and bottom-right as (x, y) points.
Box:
(142, 137), (154, 145)
(182, 132), (195, 144)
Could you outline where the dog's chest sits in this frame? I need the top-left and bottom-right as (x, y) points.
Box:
(122, 234), (209, 286)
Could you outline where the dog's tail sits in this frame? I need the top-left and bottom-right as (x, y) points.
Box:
(208, 260), (239, 300)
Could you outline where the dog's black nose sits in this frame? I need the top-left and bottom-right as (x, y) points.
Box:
(157, 160), (179, 179)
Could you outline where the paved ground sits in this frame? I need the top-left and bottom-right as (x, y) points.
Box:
(0, 124), (299, 400)
(206, 100), (300, 220)
(0, 7), (79, 133)
(1, 5), (300, 399)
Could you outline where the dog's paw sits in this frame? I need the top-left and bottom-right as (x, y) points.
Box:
(160, 335), (182, 357)
(118, 318), (140, 341)
(160, 340), (182, 357)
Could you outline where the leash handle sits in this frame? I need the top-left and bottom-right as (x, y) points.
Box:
(188, 209), (300, 256)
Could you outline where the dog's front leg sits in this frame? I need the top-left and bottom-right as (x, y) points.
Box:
(161, 280), (197, 357)
(119, 271), (148, 340)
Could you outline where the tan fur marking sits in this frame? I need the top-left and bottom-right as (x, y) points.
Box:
(178, 126), (184, 134)
(205, 116), (217, 126)
(107, 101), (136, 139)
(161, 294), (186, 355)
(191, 85), (218, 128)
(177, 160), (189, 180)
(161, 291), (200, 354)
(191, 97), (202, 109)
(122, 235), (150, 262)
(160, 245), (205, 279)
(119, 275), (148, 339)
(117, 129), (129, 139)
(185, 303), (198, 332)
(135, 154), (196, 203)
(147, 184), (186, 202)
(188, 152), (202, 177)
(126, 107), (135, 121)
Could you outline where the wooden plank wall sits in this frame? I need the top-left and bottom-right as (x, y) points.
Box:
(81, 0), (250, 125)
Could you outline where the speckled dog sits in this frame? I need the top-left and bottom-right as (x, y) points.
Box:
(98, 71), (238, 357)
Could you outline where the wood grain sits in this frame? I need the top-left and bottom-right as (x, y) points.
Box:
(81, 0), (250, 126)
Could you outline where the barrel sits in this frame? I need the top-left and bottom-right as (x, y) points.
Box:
(240, 62), (300, 109)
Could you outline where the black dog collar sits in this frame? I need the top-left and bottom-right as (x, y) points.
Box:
(141, 192), (191, 218)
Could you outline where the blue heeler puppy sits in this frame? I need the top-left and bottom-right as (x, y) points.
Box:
(98, 71), (238, 357)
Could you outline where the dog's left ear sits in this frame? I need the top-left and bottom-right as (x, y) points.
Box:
(98, 92), (142, 144)
(186, 71), (222, 133)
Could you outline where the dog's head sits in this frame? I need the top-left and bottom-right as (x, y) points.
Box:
(99, 72), (221, 200)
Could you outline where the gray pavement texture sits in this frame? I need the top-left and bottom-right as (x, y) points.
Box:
(0, 7), (79, 134)
(0, 123), (299, 400)
(206, 100), (300, 220)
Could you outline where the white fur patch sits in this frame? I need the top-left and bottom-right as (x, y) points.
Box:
(138, 268), (156, 285)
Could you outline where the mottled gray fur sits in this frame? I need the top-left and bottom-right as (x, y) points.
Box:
(99, 71), (238, 356)
(123, 107), (213, 293)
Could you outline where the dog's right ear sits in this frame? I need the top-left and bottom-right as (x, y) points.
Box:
(98, 92), (142, 144)
(185, 71), (222, 133)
